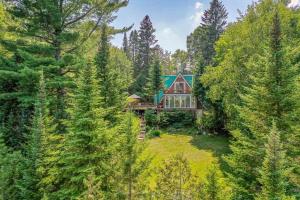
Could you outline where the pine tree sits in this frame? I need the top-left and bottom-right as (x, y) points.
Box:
(123, 32), (130, 58)
(225, 10), (296, 199)
(133, 15), (157, 97)
(59, 64), (113, 199)
(256, 123), (292, 200)
(0, 0), (128, 149)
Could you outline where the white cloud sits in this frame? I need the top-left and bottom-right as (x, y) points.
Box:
(156, 26), (186, 51)
(289, 0), (300, 7)
(195, 1), (203, 10)
(190, 1), (204, 29)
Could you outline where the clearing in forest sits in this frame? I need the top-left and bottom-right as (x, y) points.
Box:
(144, 130), (230, 179)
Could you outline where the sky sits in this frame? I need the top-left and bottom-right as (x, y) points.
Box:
(111, 0), (300, 52)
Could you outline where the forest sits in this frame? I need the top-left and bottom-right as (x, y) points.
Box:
(0, 0), (299, 199)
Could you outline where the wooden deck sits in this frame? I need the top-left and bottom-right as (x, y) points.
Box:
(130, 103), (156, 111)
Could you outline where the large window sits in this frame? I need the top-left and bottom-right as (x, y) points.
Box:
(164, 95), (195, 109)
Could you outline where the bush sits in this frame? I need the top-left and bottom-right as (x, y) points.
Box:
(148, 129), (161, 138)
(145, 109), (157, 127)
(158, 110), (195, 128)
(196, 110), (215, 133)
(145, 109), (195, 128)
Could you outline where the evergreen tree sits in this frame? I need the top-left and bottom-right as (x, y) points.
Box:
(256, 123), (292, 200)
(118, 112), (150, 199)
(0, 0), (128, 149)
(154, 154), (198, 199)
(129, 30), (139, 64)
(0, 136), (24, 200)
(188, 0), (228, 131)
(123, 32), (130, 58)
(95, 25), (123, 122)
(59, 64), (113, 199)
(151, 60), (162, 107)
(35, 71), (63, 199)
(133, 15), (157, 97)
(225, 10), (296, 199)
(203, 164), (231, 200)
(18, 71), (47, 200)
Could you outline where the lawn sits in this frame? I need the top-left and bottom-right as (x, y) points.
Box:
(143, 130), (230, 180)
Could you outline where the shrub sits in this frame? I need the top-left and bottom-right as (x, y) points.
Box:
(196, 110), (215, 133)
(148, 129), (161, 138)
(145, 109), (157, 127)
(158, 110), (195, 128)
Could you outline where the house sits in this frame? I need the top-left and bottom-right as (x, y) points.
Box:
(154, 73), (197, 110)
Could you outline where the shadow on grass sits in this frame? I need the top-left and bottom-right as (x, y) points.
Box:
(162, 127), (231, 172)
(189, 134), (231, 172)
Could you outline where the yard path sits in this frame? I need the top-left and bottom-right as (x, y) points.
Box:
(138, 116), (146, 140)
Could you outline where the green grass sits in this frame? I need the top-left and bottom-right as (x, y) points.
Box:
(143, 129), (230, 180)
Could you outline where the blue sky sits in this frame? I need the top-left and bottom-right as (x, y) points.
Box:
(111, 0), (299, 52)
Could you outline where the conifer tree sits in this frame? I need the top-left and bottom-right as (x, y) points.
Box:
(59, 64), (113, 199)
(154, 154), (198, 199)
(225, 10), (296, 199)
(188, 0), (228, 131)
(35, 71), (63, 199)
(0, 136), (24, 200)
(18, 72), (47, 200)
(95, 25), (122, 122)
(256, 123), (292, 200)
(118, 112), (150, 199)
(123, 32), (130, 58)
(151, 60), (162, 107)
(129, 30), (139, 64)
(133, 15), (157, 97)
(203, 164), (231, 200)
(0, 0), (128, 148)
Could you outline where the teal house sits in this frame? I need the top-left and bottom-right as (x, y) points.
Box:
(154, 73), (196, 109)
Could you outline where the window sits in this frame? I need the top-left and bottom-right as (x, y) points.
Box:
(186, 95), (191, 108)
(165, 96), (170, 108)
(175, 82), (185, 93)
(170, 96), (175, 108)
(164, 95), (194, 109)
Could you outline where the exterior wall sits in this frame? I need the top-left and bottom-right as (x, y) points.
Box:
(160, 74), (196, 109)
(165, 75), (192, 94)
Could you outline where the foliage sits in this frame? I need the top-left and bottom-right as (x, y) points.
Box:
(150, 59), (162, 105)
(148, 129), (161, 138)
(117, 112), (151, 199)
(202, 163), (232, 200)
(145, 109), (158, 127)
(153, 154), (199, 199)
(224, 6), (299, 199)
(58, 64), (113, 199)
(188, 0), (228, 133)
(145, 109), (195, 128)
(158, 111), (195, 128)
(256, 123), (292, 200)
(132, 15), (157, 98)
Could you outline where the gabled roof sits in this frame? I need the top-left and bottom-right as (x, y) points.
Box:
(154, 73), (194, 105)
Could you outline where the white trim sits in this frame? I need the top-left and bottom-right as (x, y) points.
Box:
(164, 94), (196, 109)
(167, 73), (192, 92)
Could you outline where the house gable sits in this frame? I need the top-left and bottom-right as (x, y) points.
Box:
(165, 74), (192, 94)
(154, 74), (194, 105)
